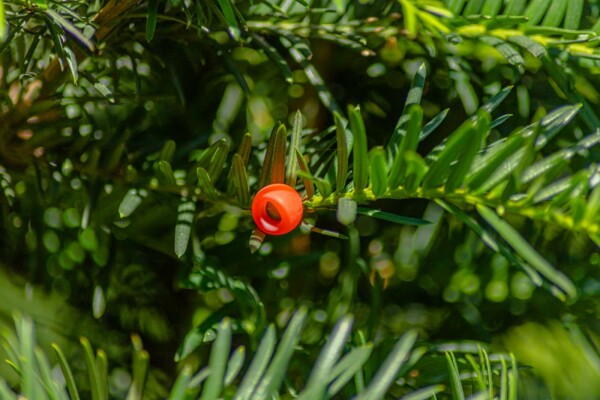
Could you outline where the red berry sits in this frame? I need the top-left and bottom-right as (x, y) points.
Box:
(252, 184), (303, 235)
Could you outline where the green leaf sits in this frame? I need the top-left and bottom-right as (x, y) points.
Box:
(465, 354), (486, 392)
(224, 347), (246, 386)
(477, 205), (576, 299)
(159, 140), (176, 162)
(369, 147), (388, 197)
(523, 153), (574, 186)
(319, 33), (373, 54)
(508, 36), (547, 58)
(497, 120), (543, 197)
(337, 197), (357, 226)
(155, 160), (176, 187)
(541, 0), (567, 27)
(170, 365), (193, 400)
(0, 0), (6, 43)
(585, 184), (600, 225)
(464, 0), (483, 15)
(564, 0), (583, 30)
(473, 148), (526, 195)
(91, 286), (105, 320)
(500, 356), (508, 400)
(237, 133), (252, 164)
(388, 104), (423, 189)
(93, 82), (115, 103)
(229, 135), (251, 193)
(46, 9), (95, 52)
(529, 178), (566, 204)
(446, 352), (466, 400)
(523, 0), (551, 26)
(119, 189), (148, 218)
(404, 151), (429, 193)
(21, 34), (41, 73)
(127, 335), (149, 400)
(509, 354), (518, 400)
(34, 348), (62, 400)
(535, 104), (581, 149)
(482, 86), (513, 113)
(420, 108), (449, 142)
(80, 337), (102, 400)
(399, 385), (446, 400)
(291, 0), (309, 8)
(232, 154), (250, 206)
(448, 0), (467, 14)
(333, 0), (345, 13)
(327, 345), (373, 397)
(146, 0), (159, 42)
(299, 316), (354, 399)
(52, 344), (80, 400)
(453, 72), (479, 114)
(480, 36), (524, 66)
(356, 330), (418, 400)
(216, 0), (240, 40)
(491, 114), (513, 129)
(542, 59), (598, 132)
(548, 171), (589, 208)
(405, 62), (427, 107)
(466, 134), (525, 192)
(251, 33), (293, 84)
(271, 124), (287, 184)
(445, 111), (490, 192)
(175, 199), (195, 258)
(96, 350), (108, 400)
(15, 315), (38, 400)
(399, 0), (417, 38)
(207, 139), (229, 183)
(251, 308), (308, 399)
(356, 207), (430, 226)
(295, 148), (314, 199)
(197, 167), (219, 200)
(335, 112), (349, 193)
(314, 176), (333, 198)
(572, 194), (589, 228)
(481, 0), (502, 17)
(175, 303), (235, 362)
(200, 319), (232, 400)
(64, 47), (79, 84)
(479, 347), (493, 399)
(349, 106), (369, 193)
(189, 368), (210, 390)
(388, 63), (426, 156)
(0, 381), (16, 400)
(0, 13), (20, 55)
(258, 125), (279, 189)
(422, 110), (490, 189)
(234, 325), (276, 400)
(504, 0), (526, 16)
(45, 17), (66, 70)
(524, 26), (595, 37)
(530, 130), (600, 185)
(286, 110), (304, 186)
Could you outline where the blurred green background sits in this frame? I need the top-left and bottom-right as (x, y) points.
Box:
(1, 0), (600, 398)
